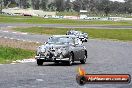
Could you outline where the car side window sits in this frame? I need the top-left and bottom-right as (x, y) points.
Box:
(74, 39), (78, 45)
(78, 39), (82, 45)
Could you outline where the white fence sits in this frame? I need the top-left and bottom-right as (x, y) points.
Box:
(123, 18), (132, 21)
(2, 7), (132, 21)
(2, 7), (56, 17)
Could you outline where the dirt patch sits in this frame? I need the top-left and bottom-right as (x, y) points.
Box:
(0, 37), (41, 51)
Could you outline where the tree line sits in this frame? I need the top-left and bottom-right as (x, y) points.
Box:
(0, 0), (132, 16)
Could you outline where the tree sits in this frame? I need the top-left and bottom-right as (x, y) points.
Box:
(0, 0), (3, 13)
(124, 0), (132, 14)
(72, 0), (97, 13)
(48, 2), (56, 11)
(40, 0), (48, 10)
(55, 0), (65, 11)
(65, 0), (71, 11)
(82, 0), (97, 14)
(3, 0), (9, 6)
(18, 0), (29, 9)
(97, 0), (110, 16)
(31, 0), (40, 10)
(1, 0), (132, 16)
(72, 0), (82, 12)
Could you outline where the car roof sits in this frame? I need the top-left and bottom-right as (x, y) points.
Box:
(51, 35), (77, 38)
(69, 30), (82, 33)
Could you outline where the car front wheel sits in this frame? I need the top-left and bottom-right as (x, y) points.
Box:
(67, 53), (73, 66)
(37, 59), (43, 66)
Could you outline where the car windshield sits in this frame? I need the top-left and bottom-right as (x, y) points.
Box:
(69, 31), (82, 35)
(48, 37), (74, 44)
(74, 31), (82, 35)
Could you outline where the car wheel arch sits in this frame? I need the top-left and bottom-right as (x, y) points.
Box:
(70, 51), (74, 62)
(85, 50), (87, 58)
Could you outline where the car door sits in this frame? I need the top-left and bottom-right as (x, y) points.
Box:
(74, 38), (84, 61)
(78, 39), (85, 60)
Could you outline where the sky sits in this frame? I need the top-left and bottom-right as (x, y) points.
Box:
(110, 0), (125, 2)
(70, 0), (125, 2)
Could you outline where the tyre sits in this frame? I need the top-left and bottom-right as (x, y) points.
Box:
(80, 54), (87, 64)
(67, 53), (73, 66)
(37, 59), (43, 66)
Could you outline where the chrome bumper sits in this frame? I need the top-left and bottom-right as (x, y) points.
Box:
(35, 56), (69, 61)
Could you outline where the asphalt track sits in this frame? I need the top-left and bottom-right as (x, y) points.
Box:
(0, 23), (132, 29)
(0, 27), (132, 88)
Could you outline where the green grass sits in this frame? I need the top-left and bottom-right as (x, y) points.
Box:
(0, 46), (35, 64)
(0, 14), (132, 25)
(57, 12), (132, 17)
(82, 29), (132, 41)
(13, 27), (132, 41)
(14, 27), (68, 35)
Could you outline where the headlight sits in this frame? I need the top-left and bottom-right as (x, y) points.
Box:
(37, 46), (46, 53)
(41, 48), (46, 53)
(58, 48), (62, 54)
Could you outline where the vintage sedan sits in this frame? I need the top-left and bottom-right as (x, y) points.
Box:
(35, 35), (87, 66)
(66, 30), (88, 42)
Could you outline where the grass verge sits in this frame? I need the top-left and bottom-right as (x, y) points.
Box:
(0, 46), (35, 64)
(13, 27), (132, 41)
(0, 38), (41, 51)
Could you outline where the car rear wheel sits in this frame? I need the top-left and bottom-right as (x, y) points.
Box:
(37, 59), (43, 66)
(67, 53), (73, 66)
(80, 54), (87, 64)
